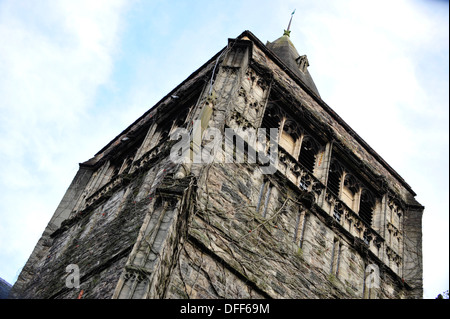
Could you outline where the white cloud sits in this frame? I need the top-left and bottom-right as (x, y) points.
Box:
(0, 0), (129, 283)
(281, 0), (449, 298)
(0, 0), (447, 298)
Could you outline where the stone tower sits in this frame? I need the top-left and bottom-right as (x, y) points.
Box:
(10, 30), (423, 299)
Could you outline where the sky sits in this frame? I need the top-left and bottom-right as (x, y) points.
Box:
(0, 0), (448, 299)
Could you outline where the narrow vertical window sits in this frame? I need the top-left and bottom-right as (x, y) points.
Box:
(298, 136), (319, 173)
(342, 174), (359, 211)
(257, 181), (272, 218)
(327, 161), (342, 197)
(295, 211), (307, 248)
(279, 120), (299, 156)
(261, 103), (281, 129)
(299, 214), (308, 249)
(256, 183), (265, 213)
(262, 186), (272, 218)
(294, 212), (301, 241)
(359, 189), (375, 226)
(330, 239), (341, 277)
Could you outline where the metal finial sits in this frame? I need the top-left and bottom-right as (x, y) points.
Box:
(284, 9), (296, 37)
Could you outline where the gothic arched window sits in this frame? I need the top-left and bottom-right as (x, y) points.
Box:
(342, 174), (359, 210)
(327, 161), (343, 196)
(298, 135), (319, 173)
(359, 189), (375, 226)
(279, 119), (300, 156)
(261, 103), (282, 129)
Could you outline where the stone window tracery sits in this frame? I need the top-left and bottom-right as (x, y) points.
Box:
(326, 158), (379, 228)
(298, 135), (320, 174)
(262, 103), (323, 174)
(342, 173), (359, 211)
(279, 119), (300, 156)
(327, 160), (342, 197)
(359, 189), (375, 226)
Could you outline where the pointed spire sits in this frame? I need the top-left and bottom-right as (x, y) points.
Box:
(266, 11), (321, 97)
(283, 9), (296, 37)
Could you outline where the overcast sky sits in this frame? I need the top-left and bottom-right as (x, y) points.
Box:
(0, 0), (448, 299)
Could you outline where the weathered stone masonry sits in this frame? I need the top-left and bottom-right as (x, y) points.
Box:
(10, 30), (423, 299)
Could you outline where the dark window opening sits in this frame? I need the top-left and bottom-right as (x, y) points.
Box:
(111, 165), (121, 177)
(298, 136), (318, 173)
(360, 189), (375, 226)
(159, 124), (171, 141)
(261, 104), (281, 130)
(327, 161), (342, 196)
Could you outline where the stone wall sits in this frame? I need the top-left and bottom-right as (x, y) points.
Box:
(10, 31), (422, 299)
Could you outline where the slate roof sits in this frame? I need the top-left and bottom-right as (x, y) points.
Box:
(266, 33), (320, 97)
